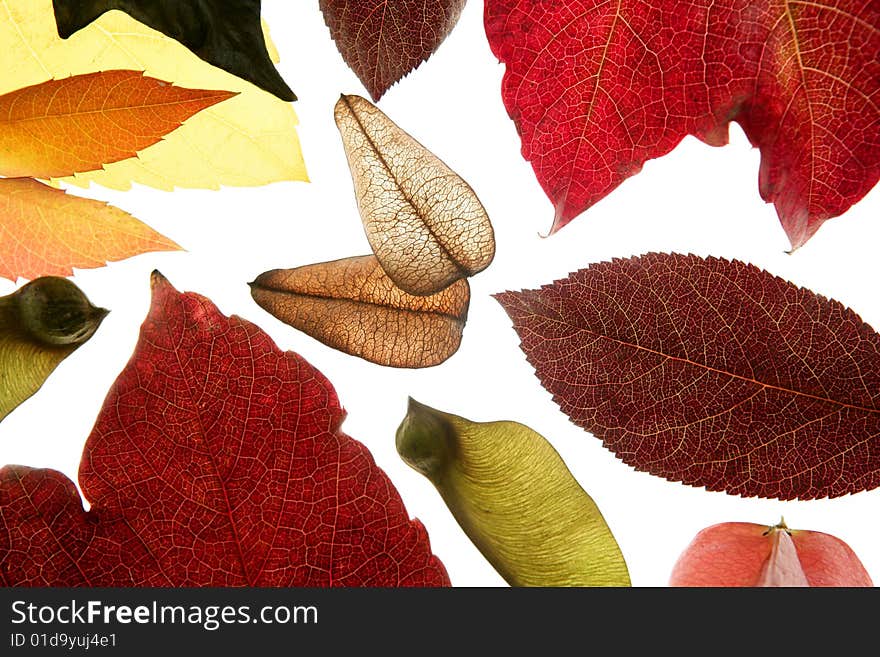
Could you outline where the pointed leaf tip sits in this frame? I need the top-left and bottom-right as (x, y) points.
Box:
(0, 71), (236, 179)
(485, 0), (879, 245)
(51, 0), (295, 101)
(149, 270), (171, 292)
(0, 178), (182, 281)
(0, 274), (449, 585)
(320, 0), (465, 100)
(2, 0), (307, 190)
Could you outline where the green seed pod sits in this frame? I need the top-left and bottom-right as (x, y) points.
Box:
(396, 399), (630, 587)
(14, 277), (108, 346)
(0, 277), (107, 422)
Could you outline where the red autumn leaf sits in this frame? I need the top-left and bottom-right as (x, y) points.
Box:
(0, 272), (449, 587)
(495, 253), (880, 500)
(669, 520), (873, 586)
(484, 0), (880, 248)
(320, 0), (466, 100)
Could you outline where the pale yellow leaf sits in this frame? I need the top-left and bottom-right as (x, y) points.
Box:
(262, 18), (280, 64)
(0, 0), (307, 190)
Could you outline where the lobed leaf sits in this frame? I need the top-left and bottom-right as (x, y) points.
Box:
(0, 277), (107, 423)
(250, 255), (469, 368)
(52, 0), (295, 101)
(485, 0), (880, 248)
(320, 0), (466, 100)
(335, 95), (494, 296)
(0, 272), (449, 586)
(0, 178), (180, 281)
(396, 399), (630, 586)
(496, 253), (880, 500)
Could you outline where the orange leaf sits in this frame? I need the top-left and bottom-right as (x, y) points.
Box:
(0, 178), (181, 280)
(0, 70), (236, 178)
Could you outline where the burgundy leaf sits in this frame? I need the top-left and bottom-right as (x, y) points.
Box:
(495, 253), (880, 500)
(0, 272), (449, 586)
(320, 0), (466, 100)
(484, 0), (880, 248)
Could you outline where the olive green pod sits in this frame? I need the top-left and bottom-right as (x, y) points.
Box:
(396, 399), (630, 586)
(0, 277), (107, 422)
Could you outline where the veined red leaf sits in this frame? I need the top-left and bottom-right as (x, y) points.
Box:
(0, 70), (236, 178)
(484, 0), (880, 248)
(495, 253), (880, 500)
(670, 520), (873, 587)
(320, 0), (466, 100)
(0, 272), (449, 586)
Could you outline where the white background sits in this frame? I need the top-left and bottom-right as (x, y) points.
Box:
(1, 1), (878, 587)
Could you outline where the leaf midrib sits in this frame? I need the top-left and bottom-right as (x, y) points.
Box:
(0, 93), (231, 125)
(163, 313), (255, 586)
(542, 312), (880, 416)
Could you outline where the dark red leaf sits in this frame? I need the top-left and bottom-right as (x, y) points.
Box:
(0, 272), (449, 586)
(484, 0), (880, 248)
(495, 253), (880, 500)
(320, 0), (466, 100)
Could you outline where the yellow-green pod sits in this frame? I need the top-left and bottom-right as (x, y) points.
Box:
(0, 277), (107, 422)
(396, 399), (630, 586)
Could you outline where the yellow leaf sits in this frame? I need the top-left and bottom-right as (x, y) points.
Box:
(262, 18), (280, 64)
(0, 0), (307, 190)
(0, 178), (181, 281)
(396, 400), (631, 586)
(0, 277), (107, 423)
